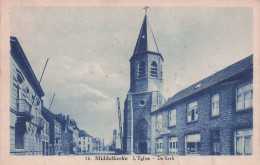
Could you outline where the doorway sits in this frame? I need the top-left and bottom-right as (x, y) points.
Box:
(138, 142), (147, 154)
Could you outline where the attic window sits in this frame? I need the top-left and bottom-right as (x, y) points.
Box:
(195, 84), (201, 89)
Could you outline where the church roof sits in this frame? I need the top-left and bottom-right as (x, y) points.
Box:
(133, 14), (161, 56)
(151, 55), (253, 114)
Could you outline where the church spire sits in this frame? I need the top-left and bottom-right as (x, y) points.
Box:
(133, 7), (160, 54)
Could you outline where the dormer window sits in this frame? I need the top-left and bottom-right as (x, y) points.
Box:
(138, 62), (145, 78)
(195, 83), (201, 89)
(150, 61), (157, 77)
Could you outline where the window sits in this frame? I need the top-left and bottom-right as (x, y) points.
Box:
(169, 109), (176, 126)
(186, 134), (201, 155)
(212, 131), (220, 155)
(150, 61), (158, 77)
(16, 69), (24, 84)
(156, 138), (163, 153)
(139, 100), (145, 106)
(15, 122), (25, 149)
(169, 137), (178, 154)
(46, 123), (49, 135)
(211, 94), (219, 117)
(236, 83), (253, 111)
(138, 62), (145, 78)
(156, 114), (162, 130)
(234, 129), (252, 155)
(187, 101), (198, 123)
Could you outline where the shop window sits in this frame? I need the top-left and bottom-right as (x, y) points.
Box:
(169, 137), (178, 154)
(235, 129), (252, 155)
(156, 138), (163, 153)
(185, 134), (201, 155)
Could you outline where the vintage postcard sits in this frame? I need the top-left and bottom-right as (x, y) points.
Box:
(0, 0), (259, 165)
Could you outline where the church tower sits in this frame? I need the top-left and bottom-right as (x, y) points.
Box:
(123, 7), (165, 154)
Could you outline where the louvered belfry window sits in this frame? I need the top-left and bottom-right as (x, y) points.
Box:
(138, 62), (145, 78)
(150, 61), (158, 77)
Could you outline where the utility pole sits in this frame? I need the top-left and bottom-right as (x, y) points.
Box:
(30, 59), (49, 113)
(49, 93), (56, 111)
(117, 97), (123, 151)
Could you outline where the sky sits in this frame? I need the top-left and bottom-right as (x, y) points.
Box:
(10, 7), (253, 145)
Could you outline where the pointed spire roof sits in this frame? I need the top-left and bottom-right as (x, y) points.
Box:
(133, 13), (160, 55)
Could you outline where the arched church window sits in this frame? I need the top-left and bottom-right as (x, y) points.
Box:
(138, 62), (145, 78)
(150, 61), (158, 77)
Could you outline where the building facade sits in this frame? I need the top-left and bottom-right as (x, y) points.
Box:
(92, 137), (102, 152)
(10, 36), (45, 155)
(123, 12), (165, 155)
(111, 129), (121, 151)
(41, 107), (62, 155)
(67, 119), (80, 154)
(9, 36), (96, 156)
(54, 116), (62, 155)
(41, 118), (50, 155)
(58, 114), (70, 155)
(150, 55), (253, 155)
(79, 130), (92, 153)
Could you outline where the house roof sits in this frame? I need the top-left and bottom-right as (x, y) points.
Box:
(42, 106), (55, 121)
(79, 130), (91, 137)
(153, 55), (253, 113)
(10, 36), (44, 97)
(42, 106), (62, 123)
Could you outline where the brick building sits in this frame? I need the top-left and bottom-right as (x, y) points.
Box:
(67, 118), (80, 154)
(58, 114), (70, 155)
(123, 10), (165, 155)
(41, 107), (62, 155)
(150, 55), (253, 155)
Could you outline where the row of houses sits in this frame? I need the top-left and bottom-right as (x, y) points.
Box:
(150, 55), (253, 155)
(10, 36), (102, 155)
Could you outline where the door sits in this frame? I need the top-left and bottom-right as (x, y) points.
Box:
(138, 142), (147, 154)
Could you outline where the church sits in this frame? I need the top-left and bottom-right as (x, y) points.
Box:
(122, 8), (165, 154)
(122, 8), (253, 156)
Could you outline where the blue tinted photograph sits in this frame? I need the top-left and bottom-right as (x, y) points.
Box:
(10, 6), (253, 156)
